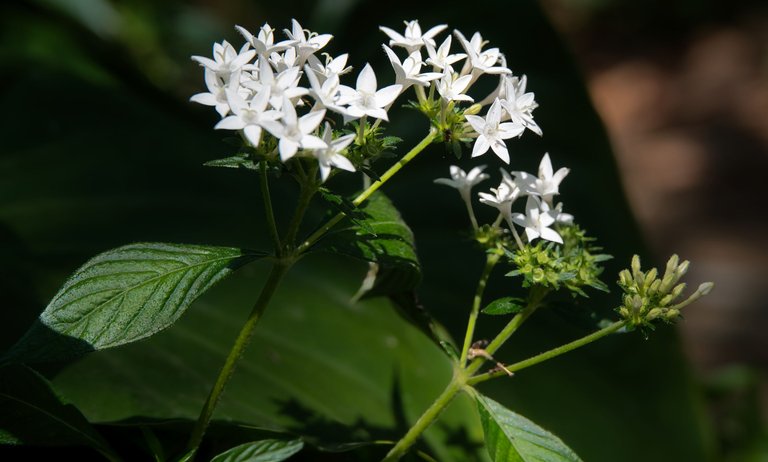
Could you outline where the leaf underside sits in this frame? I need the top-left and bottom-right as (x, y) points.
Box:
(210, 438), (304, 462)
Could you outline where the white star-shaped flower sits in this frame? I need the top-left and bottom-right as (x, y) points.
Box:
(382, 45), (442, 91)
(284, 19), (333, 64)
(435, 67), (473, 103)
(465, 98), (524, 163)
(338, 63), (402, 122)
(192, 40), (256, 81)
(265, 96), (327, 161)
(244, 56), (308, 110)
(313, 123), (356, 182)
(214, 87), (281, 147)
(379, 20), (447, 53)
(553, 202), (574, 225)
(513, 153), (569, 203)
(304, 65), (348, 116)
(454, 30), (510, 78)
(501, 74), (541, 136)
(235, 23), (295, 57)
(511, 196), (563, 244)
(306, 53), (352, 83)
(434, 165), (489, 202)
(478, 179), (521, 228)
(190, 68), (241, 117)
(424, 35), (466, 71)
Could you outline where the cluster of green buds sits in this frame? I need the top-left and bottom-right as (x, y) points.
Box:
(617, 254), (714, 329)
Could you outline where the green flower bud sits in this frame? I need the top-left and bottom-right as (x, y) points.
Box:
(697, 282), (714, 295)
(647, 308), (663, 320)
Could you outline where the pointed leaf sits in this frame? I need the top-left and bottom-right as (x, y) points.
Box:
(210, 438), (304, 462)
(482, 297), (526, 316)
(4, 243), (265, 364)
(0, 365), (117, 459)
(204, 154), (259, 170)
(476, 393), (583, 462)
(316, 192), (420, 298)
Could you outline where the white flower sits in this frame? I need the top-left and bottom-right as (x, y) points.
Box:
(434, 165), (489, 202)
(501, 74), (541, 136)
(244, 57), (308, 110)
(304, 66), (348, 115)
(478, 179), (521, 227)
(435, 67), (473, 103)
(190, 68), (240, 117)
(424, 35), (466, 71)
(265, 96), (327, 161)
(465, 98), (524, 163)
(284, 19), (333, 64)
(235, 23), (295, 56)
(513, 153), (569, 203)
(511, 196), (563, 244)
(454, 30), (510, 78)
(379, 20), (447, 53)
(214, 87), (281, 146)
(267, 47), (299, 73)
(306, 53), (352, 82)
(192, 40), (256, 81)
(313, 122), (356, 182)
(554, 202), (574, 225)
(338, 63), (402, 121)
(382, 45), (441, 90)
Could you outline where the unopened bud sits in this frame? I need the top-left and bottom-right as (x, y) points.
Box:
(664, 308), (681, 320)
(674, 260), (690, 279)
(665, 254), (679, 277)
(619, 269), (632, 287)
(631, 295), (644, 312)
(644, 268), (658, 289)
(631, 255), (642, 278)
(647, 308), (663, 320)
(464, 103), (482, 115)
(697, 282), (714, 295)
(648, 279), (661, 295)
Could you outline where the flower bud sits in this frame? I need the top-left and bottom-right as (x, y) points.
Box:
(664, 308), (681, 321)
(631, 255), (642, 279)
(674, 260), (690, 279)
(647, 308), (663, 320)
(697, 282), (714, 296)
(664, 254), (679, 277)
(648, 279), (661, 295)
(644, 268), (658, 290)
(464, 103), (483, 115)
(619, 269), (632, 287)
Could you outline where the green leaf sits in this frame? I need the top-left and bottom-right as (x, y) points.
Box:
(204, 155), (259, 170)
(482, 297), (526, 316)
(210, 439), (304, 462)
(0, 364), (117, 459)
(4, 243), (265, 364)
(317, 192), (419, 297)
(476, 393), (583, 462)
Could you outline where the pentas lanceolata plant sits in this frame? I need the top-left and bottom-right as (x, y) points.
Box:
(3, 19), (713, 462)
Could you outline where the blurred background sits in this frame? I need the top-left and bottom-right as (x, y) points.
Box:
(1, 0), (766, 460)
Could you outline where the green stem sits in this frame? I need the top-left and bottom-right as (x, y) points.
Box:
(297, 129), (438, 254)
(459, 252), (500, 366)
(468, 321), (627, 385)
(259, 162), (282, 254)
(465, 288), (546, 376)
(381, 376), (464, 462)
(283, 179), (316, 249)
(185, 260), (292, 458)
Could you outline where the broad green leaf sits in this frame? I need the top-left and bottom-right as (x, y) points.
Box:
(204, 155), (259, 170)
(317, 192), (420, 298)
(482, 297), (526, 316)
(210, 438), (304, 462)
(4, 243), (265, 364)
(476, 393), (582, 462)
(0, 365), (117, 459)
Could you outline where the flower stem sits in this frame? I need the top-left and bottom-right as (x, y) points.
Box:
(259, 161), (282, 254)
(381, 376), (464, 462)
(297, 129), (438, 254)
(465, 288), (546, 376)
(468, 320), (626, 385)
(283, 178), (316, 250)
(459, 252), (500, 366)
(186, 260), (292, 458)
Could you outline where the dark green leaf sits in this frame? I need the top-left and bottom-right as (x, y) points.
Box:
(210, 438), (303, 462)
(204, 155), (259, 170)
(4, 243), (265, 364)
(0, 365), (117, 459)
(316, 188), (375, 236)
(476, 393), (583, 462)
(482, 297), (526, 316)
(316, 192), (419, 297)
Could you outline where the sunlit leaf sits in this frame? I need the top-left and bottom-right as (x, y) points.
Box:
(210, 438), (303, 462)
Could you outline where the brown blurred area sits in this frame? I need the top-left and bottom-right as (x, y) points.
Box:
(541, 0), (768, 439)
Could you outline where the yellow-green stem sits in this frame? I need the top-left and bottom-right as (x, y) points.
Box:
(381, 376), (464, 462)
(185, 260), (292, 458)
(297, 129), (438, 254)
(468, 320), (627, 385)
(259, 162), (281, 255)
(459, 252), (500, 366)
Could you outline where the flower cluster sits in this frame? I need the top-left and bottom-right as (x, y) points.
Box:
(191, 19), (542, 182)
(436, 153), (571, 246)
(616, 255), (714, 329)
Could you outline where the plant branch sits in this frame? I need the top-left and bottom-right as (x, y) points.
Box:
(259, 161), (282, 255)
(459, 251), (500, 366)
(468, 320), (627, 385)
